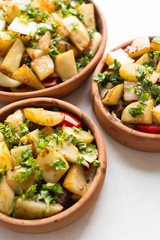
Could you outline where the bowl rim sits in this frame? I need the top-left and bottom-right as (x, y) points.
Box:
(91, 36), (160, 141)
(0, 97), (107, 232)
(0, 0), (107, 100)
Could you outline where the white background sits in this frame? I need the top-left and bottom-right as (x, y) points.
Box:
(0, 0), (160, 239)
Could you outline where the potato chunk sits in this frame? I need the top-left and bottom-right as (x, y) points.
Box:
(63, 164), (87, 197)
(21, 129), (40, 155)
(135, 53), (150, 64)
(35, 147), (69, 183)
(1, 37), (25, 73)
(129, 37), (151, 58)
(0, 141), (12, 170)
(6, 167), (36, 194)
(12, 64), (45, 90)
(49, 139), (79, 163)
(77, 3), (96, 30)
(6, 109), (24, 141)
(0, 71), (21, 88)
(0, 176), (15, 216)
(38, 31), (51, 52)
(123, 81), (138, 102)
(152, 104), (160, 123)
(106, 48), (134, 66)
(151, 37), (160, 51)
(31, 55), (54, 81)
(62, 16), (90, 51)
(119, 63), (159, 84)
(31, 0), (56, 13)
(23, 108), (65, 126)
(11, 145), (33, 167)
(55, 50), (77, 81)
(102, 84), (124, 105)
(62, 126), (94, 144)
(121, 100), (153, 124)
(90, 32), (102, 56)
(26, 48), (47, 60)
(15, 197), (63, 219)
(0, 31), (13, 57)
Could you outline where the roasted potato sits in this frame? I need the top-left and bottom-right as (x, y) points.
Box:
(102, 84), (124, 105)
(129, 37), (151, 58)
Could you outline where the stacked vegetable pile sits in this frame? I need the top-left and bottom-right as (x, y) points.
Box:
(94, 36), (160, 133)
(0, 108), (100, 219)
(0, 0), (102, 92)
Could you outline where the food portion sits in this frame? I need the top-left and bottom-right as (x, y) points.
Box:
(0, 0), (102, 92)
(0, 107), (100, 219)
(94, 36), (160, 133)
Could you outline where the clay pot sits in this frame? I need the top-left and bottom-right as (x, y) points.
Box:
(0, 97), (107, 233)
(91, 37), (160, 152)
(0, 0), (107, 103)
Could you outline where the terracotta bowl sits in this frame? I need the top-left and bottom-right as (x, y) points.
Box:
(0, 97), (107, 233)
(91, 37), (160, 152)
(0, 0), (107, 103)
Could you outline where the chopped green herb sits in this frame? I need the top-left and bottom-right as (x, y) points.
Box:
(76, 51), (93, 72)
(50, 158), (66, 171)
(76, 155), (85, 164)
(128, 105), (145, 118)
(92, 160), (101, 167)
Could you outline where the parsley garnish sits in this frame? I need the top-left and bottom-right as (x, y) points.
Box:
(92, 160), (101, 167)
(50, 158), (66, 171)
(76, 155), (85, 164)
(76, 51), (93, 72)
(128, 105), (145, 118)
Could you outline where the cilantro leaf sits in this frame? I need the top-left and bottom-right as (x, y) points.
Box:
(128, 105), (145, 118)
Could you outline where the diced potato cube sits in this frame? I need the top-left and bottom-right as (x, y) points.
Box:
(151, 37), (160, 51)
(56, 25), (69, 40)
(0, 176), (15, 216)
(8, 17), (37, 36)
(38, 31), (51, 52)
(35, 147), (69, 183)
(40, 126), (55, 135)
(49, 139), (79, 163)
(152, 104), (160, 123)
(79, 145), (98, 164)
(2, 1), (21, 23)
(21, 129), (40, 155)
(123, 81), (138, 102)
(121, 100), (153, 124)
(55, 50), (77, 81)
(26, 47), (47, 59)
(135, 53), (150, 64)
(119, 63), (159, 84)
(62, 16), (90, 51)
(11, 64), (45, 90)
(31, 0), (56, 13)
(102, 84), (124, 105)
(129, 37), (151, 58)
(31, 55), (54, 81)
(106, 48), (134, 66)
(15, 197), (63, 219)
(6, 167), (36, 194)
(76, 3), (96, 30)
(11, 145), (33, 167)
(23, 108), (65, 126)
(56, 40), (78, 57)
(0, 31), (13, 57)
(0, 141), (12, 170)
(62, 126), (94, 144)
(6, 109), (24, 141)
(90, 32), (102, 56)
(1, 38), (25, 73)
(63, 164), (87, 197)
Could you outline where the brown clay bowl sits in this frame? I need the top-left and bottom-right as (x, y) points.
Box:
(0, 97), (107, 233)
(91, 37), (160, 152)
(0, 0), (107, 103)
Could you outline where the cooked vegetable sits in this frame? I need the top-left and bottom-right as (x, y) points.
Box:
(0, 0), (101, 92)
(0, 107), (99, 219)
(94, 36), (160, 133)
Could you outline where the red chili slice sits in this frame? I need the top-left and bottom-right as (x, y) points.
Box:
(56, 112), (82, 128)
(134, 124), (160, 134)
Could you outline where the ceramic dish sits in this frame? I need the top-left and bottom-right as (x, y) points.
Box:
(0, 0), (107, 103)
(91, 36), (160, 152)
(0, 97), (107, 233)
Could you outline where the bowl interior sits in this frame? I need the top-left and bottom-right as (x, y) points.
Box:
(91, 36), (160, 152)
(0, 97), (107, 233)
(0, 0), (107, 103)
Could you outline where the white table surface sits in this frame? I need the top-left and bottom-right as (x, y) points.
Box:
(0, 0), (160, 239)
